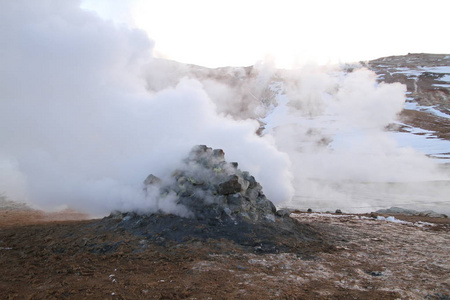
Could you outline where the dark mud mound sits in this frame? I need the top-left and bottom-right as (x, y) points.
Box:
(100, 211), (327, 255)
(99, 145), (329, 255)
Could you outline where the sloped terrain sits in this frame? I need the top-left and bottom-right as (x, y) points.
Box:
(365, 53), (450, 157)
(366, 53), (450, 112)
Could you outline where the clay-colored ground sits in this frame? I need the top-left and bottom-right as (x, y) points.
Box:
(0, 206), (448, 299)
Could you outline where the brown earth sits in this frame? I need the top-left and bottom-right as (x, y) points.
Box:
(0, 207), (449, 299)
(396, 109), (450, 140)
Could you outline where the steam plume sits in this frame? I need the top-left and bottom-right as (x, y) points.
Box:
(0, 1), (292, 215)
(1, 1), (448, 217)
(265, 66), (450, 213)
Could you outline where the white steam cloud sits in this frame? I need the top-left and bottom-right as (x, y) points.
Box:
(264, 66), (450, 213)
(0, 1), (292, 216)
(1, 1), (448, 217)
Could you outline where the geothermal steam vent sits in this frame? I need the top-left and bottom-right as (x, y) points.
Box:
(147, 145), (280, 222)
(105, 145), (325, 254)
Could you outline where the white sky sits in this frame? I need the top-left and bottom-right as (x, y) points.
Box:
(81, 0), (450, 68)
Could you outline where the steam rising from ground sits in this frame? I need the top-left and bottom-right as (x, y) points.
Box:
(0, 1), (291, 215)
(264, 67), (450, 213)
(1, 1), (448, 216)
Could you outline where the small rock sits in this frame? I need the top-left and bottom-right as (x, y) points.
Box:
(217, 175), (242, 195)
(264, 214), (276, 222)
(276, 209), (291, 218)
(366, 271), (383, 277)
(143, 174), (162, 186)
(212, 149), (225, 161)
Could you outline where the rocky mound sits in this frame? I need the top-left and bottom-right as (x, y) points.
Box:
(150, 145), (285, 223)
(102, 145), (327, 254)
(376, 206), (448, 218)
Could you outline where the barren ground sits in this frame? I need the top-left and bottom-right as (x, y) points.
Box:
(0, 204), (448, 299)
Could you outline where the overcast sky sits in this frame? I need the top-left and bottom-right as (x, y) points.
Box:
(81, 0), (450, 68)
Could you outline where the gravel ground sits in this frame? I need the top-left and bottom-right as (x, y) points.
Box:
(0, 203), (448, 299)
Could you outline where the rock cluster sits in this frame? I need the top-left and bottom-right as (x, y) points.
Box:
(144, 145), (285, 223)
(104, 145), (327, 254)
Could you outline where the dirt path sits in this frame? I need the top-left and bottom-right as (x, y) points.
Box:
(0, 207), (448, 299)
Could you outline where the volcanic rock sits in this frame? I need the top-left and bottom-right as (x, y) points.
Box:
(217, 175), (242, 195)
(104, 145), (327, 254)
(143, 174), (161, 194)
(276, 209), (291, 217)
(150, 144), (279, 223)
(143, 174), (162, 185)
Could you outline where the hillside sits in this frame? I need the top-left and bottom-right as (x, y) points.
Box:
(366, 53), (450, 151)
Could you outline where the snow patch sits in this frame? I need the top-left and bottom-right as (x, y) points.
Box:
(404, 102), (450, 119)
(419, 66), (450, 73)
(376, 216), (409, 224)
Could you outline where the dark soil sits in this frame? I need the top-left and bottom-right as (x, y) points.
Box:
(1, 209), (449, 299)
(100, 212), (331, 255)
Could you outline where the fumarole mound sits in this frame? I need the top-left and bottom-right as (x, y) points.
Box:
(102, 145), (327, 254)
